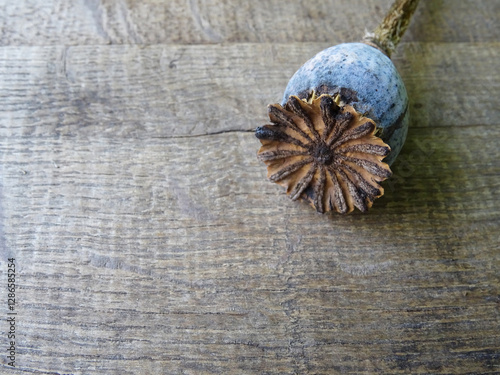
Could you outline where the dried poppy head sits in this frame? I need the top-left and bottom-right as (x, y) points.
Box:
(254, 1), (419, 214)
(256, 94), (392, 214)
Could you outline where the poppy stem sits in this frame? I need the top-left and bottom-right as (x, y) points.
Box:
(363, 0), (420, 57)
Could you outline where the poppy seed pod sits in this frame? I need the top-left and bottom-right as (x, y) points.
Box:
(282, 42), (409, 166)
(256, 0), (419, 214)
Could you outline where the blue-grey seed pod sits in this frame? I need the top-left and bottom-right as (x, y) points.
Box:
(282, 43), (408, 165)
(256, 0), (419, 213)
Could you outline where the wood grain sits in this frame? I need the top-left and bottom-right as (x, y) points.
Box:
(1, 0), (499, 46)
(1, 127), (499, 373)
(0, 43), (498, 139)
(1, 0), (500, 374)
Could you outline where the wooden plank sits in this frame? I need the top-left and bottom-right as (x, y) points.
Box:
(1, 1), (500, 370)
(0, 42), (498, 141)
(1, 0), (499, 46)
(1, 122), (499, 373)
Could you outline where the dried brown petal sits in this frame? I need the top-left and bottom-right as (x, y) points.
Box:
(256, 94), (392, 214)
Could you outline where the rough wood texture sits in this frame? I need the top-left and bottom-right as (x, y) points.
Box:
(1, 0), (500, 45)
(1, 1), (499, 374)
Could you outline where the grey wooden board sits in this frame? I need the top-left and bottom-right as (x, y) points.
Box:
(1, 127), (499, 373)
(1, 0), (499, 46)
(1, 0), (500, 373)
(0, 43), (498, 139)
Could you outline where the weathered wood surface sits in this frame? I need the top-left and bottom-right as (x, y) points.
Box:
(1, 0), (500, 45)
(0, 0), (499, 374)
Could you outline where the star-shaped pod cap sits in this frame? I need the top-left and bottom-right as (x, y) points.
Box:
(256, 94), (392, 214)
